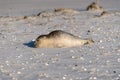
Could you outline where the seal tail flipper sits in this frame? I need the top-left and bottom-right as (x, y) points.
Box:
(84, 39), (94, 45)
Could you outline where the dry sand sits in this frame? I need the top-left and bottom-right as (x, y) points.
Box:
(0, 0), (120, 16)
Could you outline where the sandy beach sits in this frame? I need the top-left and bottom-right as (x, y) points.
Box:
(0, 0), (120, 16)
(0, 0), (120, 80)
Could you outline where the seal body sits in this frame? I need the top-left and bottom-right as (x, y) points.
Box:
(87, 2), (103, 11)
(54, 8), (79, 14)
(35, 30), (94, 48)
(100, 11), (109, 17)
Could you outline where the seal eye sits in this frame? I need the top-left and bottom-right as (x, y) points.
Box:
(36, 39), (39, 41)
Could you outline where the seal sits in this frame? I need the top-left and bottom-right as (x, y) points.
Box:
(54, 8), (79, 14)
(34, 30), (94, 48)
(100, 11), (109, 17)
(87, 0), (103, 12)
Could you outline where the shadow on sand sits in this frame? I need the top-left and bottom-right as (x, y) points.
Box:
(23, 40), (35, 48)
